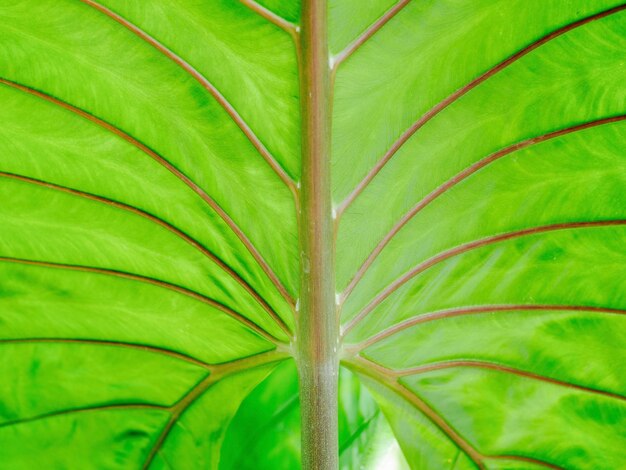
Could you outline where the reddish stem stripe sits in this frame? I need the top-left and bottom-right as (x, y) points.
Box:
(341, 115), (626, 303)
(0, 78), (294, 308)
(336, 4), (626, 216)
(297, 1), (340, 468)
(353, 304), (626, 351)
(0, 171), (291, 337)
(396, 360), (626, 402)
(342, 220), (626, 336)
(80, 0), (297, 194)
(0, 256), (280, 344)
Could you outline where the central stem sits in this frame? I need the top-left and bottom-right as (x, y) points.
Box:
(297, 0), (338, 469)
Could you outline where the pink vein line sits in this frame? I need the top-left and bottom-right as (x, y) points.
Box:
(143, 350), (287, 468)
(238, 0), (299, 38)
(332, 0), (412, 69)
(351, 304), (626, 352)
(80, 0), (297, 196)
(0, 256), (280, 344)
(395, 360), (626, 403)
(336, 3), (626, 217)
(0, 77), (295, 308)
(0, 171), (290, 337)
(487, 455), (565, 470)
(346, 356), (485, 468)
(0, 403), (167, 429)
(142, 374), (214, 469)
(0, 337), (212, 370)
(342, 220), (626, 336)
(349, 357), (569, 470)
(341, 115), (626, 302)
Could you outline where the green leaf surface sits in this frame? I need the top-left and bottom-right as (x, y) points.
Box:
(221, 361), (409, 469)
(338, 1), (626, 468)
(1, 0), (625, 468)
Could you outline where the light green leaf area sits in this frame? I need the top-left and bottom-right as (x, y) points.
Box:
(256, 0), (301, 23)
(336, 0), (626, 468)
(0, 0), (297, 466)
(1, 0), (625, 468)
(328, 0), (397, 53)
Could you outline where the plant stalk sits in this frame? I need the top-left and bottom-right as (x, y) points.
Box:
(297, 0), (338, 469)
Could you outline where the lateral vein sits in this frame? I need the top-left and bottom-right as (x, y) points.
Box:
(350, 304), (626, 352)
(333, 0), (412, 69)
(238, 0), (299, 37)
(0, 77), (295, 308)
(342, 220), (626, 336)
(80, 0), (297, 194)
(142, 350), (288, 469)
(0, 171), (291, 337)
(395, 360), (626, 403)
(0, 256), (281, 344)
(336, 4), (626, 216)
(340, 115), (626, 304)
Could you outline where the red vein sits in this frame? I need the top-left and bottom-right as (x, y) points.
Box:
(0, 338), (289, 371)
(77, 0), (297, 305)
(142, 377), (215, 469)
(0, 78), (295, 307)
(0, 171), (291, 337)
(1, 351), (288, 459)
(344, 356), (485, 469)
(0, 403), (167, 429)
(395, 360), (626, 403)
(340, 115), (626, 303)
(332, 0), (412, 69)
(238, 0), (300, 38)
(0, 256), (280, 344)
(487, 455), (565, 470)
(336, 4), (626, 216)
(0, 337), (211, 370)
(347, 357), (572, 470)
(143, 350), (287, 468)
(80, 0), (297, 196)
(342, 220), (626, 336)
(350, 304), (626, 352)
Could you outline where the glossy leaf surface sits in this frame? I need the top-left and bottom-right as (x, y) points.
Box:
(1, 0), (625, 468)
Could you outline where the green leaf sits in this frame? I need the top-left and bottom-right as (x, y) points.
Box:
(337, 1), (626, 468)
(1, 0), (625, 468)
(220, 361), (409, 469)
